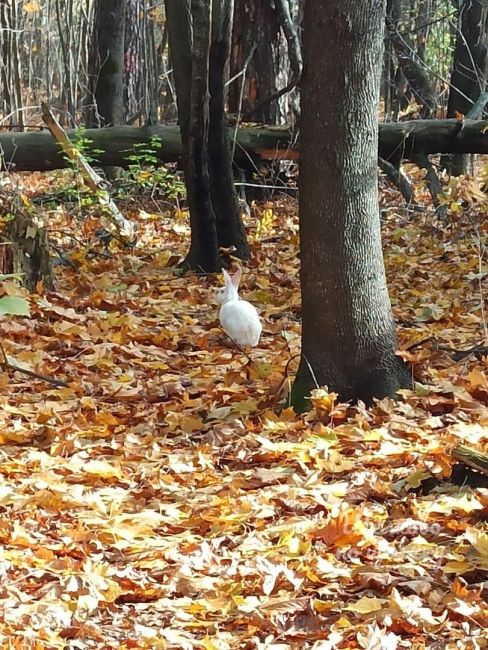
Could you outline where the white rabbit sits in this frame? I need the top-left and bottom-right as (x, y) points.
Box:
(217, 267), (262, 347)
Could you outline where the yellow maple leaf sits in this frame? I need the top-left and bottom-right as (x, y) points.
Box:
(346, 595), (388, 614)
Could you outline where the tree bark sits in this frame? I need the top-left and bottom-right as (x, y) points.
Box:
(208, 0), (249, 259)
(443, 0), (488, 175)
(94, 0), (126, 127)
(165, 0), (249, 270)
(228, 0), (301, 124)
(2, 213), (55, 292)
(4, 119), (488, 172)
(385, 0), (436, 118)
(291, 0), (410, 408)
(184, 0), (221, 272)
(124, 0), (144, 120)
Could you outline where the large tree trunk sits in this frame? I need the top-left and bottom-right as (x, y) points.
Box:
(229, 0), (300, 125)
(165, 0), (249, 271)
(165, 0), (220, 271)
(291, 0), (410, 409)
(94, 0), (126, 127)
(444, 0), (488, 175)
(184, 0), (221, 272)
(208, 0), (249, 259)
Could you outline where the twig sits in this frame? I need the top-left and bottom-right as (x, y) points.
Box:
(465, 92), (488, 120)
(412, 152), (448, 218)
(404, 336), (435, 351)
(469, 222), (488, 345)
(432, 340), (488, 361)
(231, 43), (257, 160)
(379, 156), (416, 205)
(303, 354), (320, 389)
(270, 351), (300, 404)
(221, 330), (254, 365)
(403, 336), (488, 360)
(0, 341), (69, 388)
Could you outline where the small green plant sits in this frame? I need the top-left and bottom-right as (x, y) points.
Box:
(69, 128), (105, 167)
(122, 136), (185, 199)
(127, 135), (163, 168)
(55, 129), (105, 209)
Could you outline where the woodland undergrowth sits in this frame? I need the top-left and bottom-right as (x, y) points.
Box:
(0, 168), (487, 649)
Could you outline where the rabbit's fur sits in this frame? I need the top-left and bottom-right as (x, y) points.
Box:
(217, 268), (262, 347)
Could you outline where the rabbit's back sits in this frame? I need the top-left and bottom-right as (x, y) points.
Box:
(220, 299), (262, 347)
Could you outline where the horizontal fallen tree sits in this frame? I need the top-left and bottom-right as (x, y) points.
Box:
(0, 118), (488, 173)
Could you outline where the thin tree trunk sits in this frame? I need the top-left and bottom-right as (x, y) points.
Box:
(292, 0), (410, 408)
(0, 0), (24, 130)
(386, 0), (436, 118)
(145, 3), (159, 124)
(84, 0), (100, 126)
(94, 0), (126, 126)
(55, 0), (75, 125)
(124, 0), (143, 120)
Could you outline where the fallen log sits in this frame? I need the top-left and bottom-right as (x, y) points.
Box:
(452, 444), (488, 477)
(1, 118), (488, 172)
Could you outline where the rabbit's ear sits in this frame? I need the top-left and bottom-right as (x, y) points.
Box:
(231, 267), (242, 289)
(222, 268), (232, 286)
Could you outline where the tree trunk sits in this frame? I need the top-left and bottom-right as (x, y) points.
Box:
(84, 0), (100, 126)
(208, 0), (249, 259)
(443, 0), (488, 175)
(0, 0), (24, 130)
(54, 0), (76, 126)
(2, 213), (55, 293)
(165, 0), (249, 271)
(386, 0), (436, 118)
(184, 0), (221, 272)
(228, 0), (300, 125)
(94, 0), (126, 127)
(124, 0), (143, 120)
(165, 0), (220, 271)
(291, 0), (410, 409)
(164, 0), (192, 143)
(384, 0), (411, 120)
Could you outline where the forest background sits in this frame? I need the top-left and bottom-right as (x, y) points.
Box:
(0, 1), (487, 648)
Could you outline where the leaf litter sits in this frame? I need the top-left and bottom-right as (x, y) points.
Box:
(0, 171), (487, 648)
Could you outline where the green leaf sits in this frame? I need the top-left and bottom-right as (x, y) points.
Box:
(0, 296), (30, 316)
(0, 273), (24, 281)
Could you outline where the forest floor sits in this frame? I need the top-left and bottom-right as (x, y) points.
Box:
(0, 168), (487, 649)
